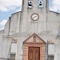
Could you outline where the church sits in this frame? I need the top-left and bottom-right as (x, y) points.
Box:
(0, 0), (60, 60)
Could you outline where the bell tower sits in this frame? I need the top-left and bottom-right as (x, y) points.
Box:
(22, 0), (48, 11)
(21, 0), (48, 33)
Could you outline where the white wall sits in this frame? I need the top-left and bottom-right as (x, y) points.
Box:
(2, 37), (12, 59)
(9, 12), (21, 35)
(0, 30), (4, 58)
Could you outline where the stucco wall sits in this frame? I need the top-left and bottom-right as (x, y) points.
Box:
(0, 30), (4, 59)
(9, 11), (21, 35)
(1, 36), (12, 59)
(4, 19), (10, 35)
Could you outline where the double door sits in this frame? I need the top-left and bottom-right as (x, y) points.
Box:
(28, 47), (40, 60)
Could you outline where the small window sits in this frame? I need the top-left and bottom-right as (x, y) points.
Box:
(10, 54), (15, 60)
(48, 44), (54, 55)
(7, 59), (10, 60)
(48, 55), (54, 60)
(28, 0), (33, 8)
(38, 0), (43, 8)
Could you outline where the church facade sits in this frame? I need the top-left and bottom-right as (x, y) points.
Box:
(0, 0), (60, 60)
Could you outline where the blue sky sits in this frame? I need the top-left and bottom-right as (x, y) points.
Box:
(0, 0), (60, 30)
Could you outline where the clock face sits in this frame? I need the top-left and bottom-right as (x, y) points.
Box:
(31, 13), (39, 21)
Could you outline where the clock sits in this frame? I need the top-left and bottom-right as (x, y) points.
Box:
(31, 13), (39, 21)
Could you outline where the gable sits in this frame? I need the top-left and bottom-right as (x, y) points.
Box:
(23, 33), (46, 44)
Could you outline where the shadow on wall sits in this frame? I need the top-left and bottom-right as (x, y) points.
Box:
(57, 26), (60, 39)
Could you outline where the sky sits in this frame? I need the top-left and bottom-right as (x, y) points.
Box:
(0, 0), (60, 30)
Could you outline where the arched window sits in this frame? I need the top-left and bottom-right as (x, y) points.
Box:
(28, 0), (33, 8)
(38, 0), (43, 8)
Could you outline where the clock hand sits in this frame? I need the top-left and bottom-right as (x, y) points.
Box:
(33, 16), (37, 18)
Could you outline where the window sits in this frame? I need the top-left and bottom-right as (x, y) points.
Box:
(48, 55), (54, 60)
(10, 43), (17, 60)
(10, 54), (15, 60)
(11, 43), (17, 53)
(7, 59), (10, 60)
(48, 44), (54, 60)
(38, 0), (43, 8)
(48, 44), (54, 55)
(28, 0), (33, 8)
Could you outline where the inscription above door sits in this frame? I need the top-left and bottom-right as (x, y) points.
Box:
(28, 47), (40, 60)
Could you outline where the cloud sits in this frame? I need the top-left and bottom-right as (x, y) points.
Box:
(49, 0), (60, 13)
(16, 6), (22, 12)
(0, 19), (7, 30)
(0, 0), (22, 12)
(0, 0), (60, 13)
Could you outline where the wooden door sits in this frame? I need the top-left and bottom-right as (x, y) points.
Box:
(28, 47), (40, 60)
